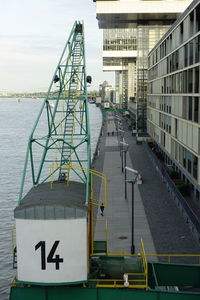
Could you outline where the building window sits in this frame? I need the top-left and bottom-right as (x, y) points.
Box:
(195, 36), (200, 63)
(175, 118), (178, 138)
(189, 10), (194, 36)
(187, 152), (192, 174)
(183, 148), (186, 168)
(177, 144), (198, 180)
(194, 97), (199, 123)
(183, 96), (187, 119)
(180, 22), (183, 44)
(103, 28), (137, 51)
(183, 71), (187, 93)
(161, 131), (165, 147)
(193, 156), (198, 179)
(179, 144), (183, 165)
(178, 46), (184, 69)
(194, 67), (199, 93)
(188, 69), (193, 93)
(196, 189), (199, 201)
(188, 96), (193, 120)
(184, 43), (188, 67)
(179, 72), (183, 93)
(189, 40), (194, 65)
(195, 4), (200, 32)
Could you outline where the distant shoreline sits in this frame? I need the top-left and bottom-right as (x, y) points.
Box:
(0, 96), (44, 99)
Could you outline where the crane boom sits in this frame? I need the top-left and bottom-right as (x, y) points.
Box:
(18, 21), (91, 205)
(13, 21), (95, 286)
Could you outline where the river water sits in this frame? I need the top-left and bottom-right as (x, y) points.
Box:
(0, 98), (102, 299)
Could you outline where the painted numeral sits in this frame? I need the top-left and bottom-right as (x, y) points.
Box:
(35, 240), (64, 270)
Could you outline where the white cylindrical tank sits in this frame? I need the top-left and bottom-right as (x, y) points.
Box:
(16, 218), (87, 284)
(14, 181), (88, 285)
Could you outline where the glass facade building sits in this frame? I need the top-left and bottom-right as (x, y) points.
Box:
(103, 28), (137, 109)
(148, 0), (200, 207)
(94, 0), (192, 134)
(136, 25), (170, 132)
(103, 28), (137, 51)
(103, 26), (171, 119)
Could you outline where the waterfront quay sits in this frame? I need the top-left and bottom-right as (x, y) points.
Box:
(93, 110), (200, 260)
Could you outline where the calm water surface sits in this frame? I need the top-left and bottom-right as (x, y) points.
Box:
(0, 98), (102, 299)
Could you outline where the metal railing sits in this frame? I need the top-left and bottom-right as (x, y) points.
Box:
(146, 254), (200, 264)
(144, 143), (200, 236)
(48, 164), (108, 256)
(90, 239), (148, 289)
(89, 277), (147, 289)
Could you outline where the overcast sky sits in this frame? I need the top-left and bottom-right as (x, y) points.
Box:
(0, 0), (114, 92)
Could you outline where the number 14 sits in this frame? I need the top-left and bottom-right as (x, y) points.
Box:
(35, 241), (64, 270)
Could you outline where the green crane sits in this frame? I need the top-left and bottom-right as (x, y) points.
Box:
(18, 21), (91, 205)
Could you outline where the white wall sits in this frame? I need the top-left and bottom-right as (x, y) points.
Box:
(16, 218), (87, 284)
(103, 50), (137, 58)
(96, 0), (192, 15)
(103, 66), (127, 71)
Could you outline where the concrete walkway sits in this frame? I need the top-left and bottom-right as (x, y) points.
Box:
(122, 119), (200, 256)
(94, 112), (156, 255)
(93, 110), (200, 261)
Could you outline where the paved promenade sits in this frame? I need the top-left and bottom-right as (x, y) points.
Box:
(94, 111), (156, 255)
(93, 110), (200, 259)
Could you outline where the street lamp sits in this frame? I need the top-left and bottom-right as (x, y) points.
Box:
(120, 141), (129, 172)
(115, 116), (121, 129)
(118, 129), (124, 137)
(127, 179), (136, 254)
(125, 166), (141, 254)
(124, 166), (138, 199)
(118, 130), (125, 155)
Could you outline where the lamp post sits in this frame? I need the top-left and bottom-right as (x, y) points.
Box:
(115, 116), (121, 122)
(127, 180), (135, 254)
(125, 166), (140, 254)
(118, 129), (125, 155)
(124, 149), (127, 189)
(115, 116), (121, 131)
(120, 141), (128, 172)
(118, 129), (124, 138)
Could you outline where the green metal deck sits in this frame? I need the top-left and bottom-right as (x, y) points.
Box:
(10, 262), (200, 299)
(9, 285), (200, 300)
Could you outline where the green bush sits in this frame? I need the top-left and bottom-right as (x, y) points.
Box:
(147, 142), (154, 148)
(176, 183), (190, 196)
(168, 170), (179, 179)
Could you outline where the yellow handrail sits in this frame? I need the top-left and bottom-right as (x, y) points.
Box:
(90, 240), (148, 289)
(49, 163), (108, 256)
(89, 278), (147, 289)
(140, 238), (148, 288)
(145, 254), (200, 264)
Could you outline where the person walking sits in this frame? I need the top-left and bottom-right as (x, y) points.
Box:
(100, 203), (105, 216)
